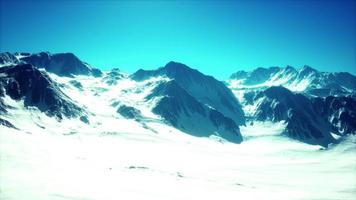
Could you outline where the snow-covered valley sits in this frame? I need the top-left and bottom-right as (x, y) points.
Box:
(1, 123), (356, 200)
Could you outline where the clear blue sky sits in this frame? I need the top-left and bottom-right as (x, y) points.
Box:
(1, 0), (355, 79)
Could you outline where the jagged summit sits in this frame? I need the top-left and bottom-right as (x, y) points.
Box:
(132, 61), (245, 126)
(161, 61), (202, 76)
(131, 61), (202, 81)
(297, 65), (317, 79)
(21, 52), (103, 77)
(300, 65), (317, 72)
(164, 61), (189, 70)
(0, 51), (103, 77)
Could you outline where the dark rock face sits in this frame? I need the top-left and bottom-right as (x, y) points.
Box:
(0, 64), (84, 120)
(79, 116), (89, 124)
(306, 72), (356, 97)
(253, 86), (336, 146)
(147, 81), (206, 126)
(91, 68), (103, 77)
(0, 99), (6, 114)
(117, 105), (142, 119)
(243, 91), (257, 105)
(132, 61), (245, 125)
(312, 96), (356, 135)
(69, 80), (83, 90)
(20, 52), (102, 77)
(146, 80), (243, 143)
(0, 81), (8, 114)
(0, 52), (20, 65)
(0, 118), (18, 129)
(208, 109), (241, 142)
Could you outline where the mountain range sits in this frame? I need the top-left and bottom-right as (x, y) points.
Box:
(0, 52), (355, 147)
(229, 65), (356, 97)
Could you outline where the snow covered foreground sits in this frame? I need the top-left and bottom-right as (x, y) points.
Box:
(1, 123), (355, 200)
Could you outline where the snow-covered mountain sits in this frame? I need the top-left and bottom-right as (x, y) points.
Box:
(1, 52), (356, 200)
(0, 52), (20, 66)
(228, 65), (356, 97)
(146, 80), (242, 143)
(226, 65), (356, 146)
(0, 52), (102, 77)
(1, 53), (355, 146)
(132, 61), (245, 126)
(0, 53), (245, 143)
(251, 86), (336, 146)
(0, 64), (86, 128)
(129, 61), (246, 142)
(22, 52), (103, 77)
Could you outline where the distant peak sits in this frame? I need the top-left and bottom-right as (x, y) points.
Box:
(36, 51), (51, 57)
(268, 66), (281, 71)
(111, 68), (120, 72)
(31, 52), (80, 60)
(282, 65), (297, 73)
(300, 65), (317, 72)
(285, 65), (295, 70)
(53, 52), (80, 59)
(166, 61), (179, 66)
(255, 67), (267, 70)
(161, 61), (200, 77)
(164, 61), (190, 70)
(230, 70), (248, 79)
(252, 66), (281, 73)
(56, 52), (76, 57)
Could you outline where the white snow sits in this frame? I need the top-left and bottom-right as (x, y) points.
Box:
(1, 123), (355, 200)
(227, 76), (310, 92)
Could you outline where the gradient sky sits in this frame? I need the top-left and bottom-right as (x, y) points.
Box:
(1, 0), (355, 80)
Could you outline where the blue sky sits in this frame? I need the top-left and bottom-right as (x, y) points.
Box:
(1, 0), (355, 79)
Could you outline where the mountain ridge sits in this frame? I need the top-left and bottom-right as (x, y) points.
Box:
(228, 65), (356, 97)
(1, 51), (355, 147)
